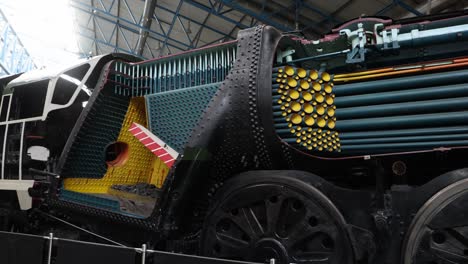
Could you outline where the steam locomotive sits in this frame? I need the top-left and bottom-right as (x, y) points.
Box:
(1, 10), (468, 264)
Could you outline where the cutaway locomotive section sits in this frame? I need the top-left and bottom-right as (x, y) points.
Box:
(1, 11), (468, 264)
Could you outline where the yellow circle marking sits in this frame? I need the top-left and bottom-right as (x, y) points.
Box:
(300, 80), (310, 89)
(316, 105), (325, 115)
(302, 92), (313, 101)
(291, 102), (301, 112)
(304, 116), (315, 126)
(324, 84), (333, 93)
(310, 70), (318, 80)
(289, 90), (300, 99)
(326, 95), (334, 105)
(303, 103), (313, 114)
(327, 108), (335, 117)
(287, 78), (298, 87)
(284, 66), (295, 76)
(317, 117), (326, 127)
(297, 68), (307, 78)
(312, 83), (321, 92)
(321, 72), (331, 82)
(290, 114), (302, 124)
(315, 93), (324, 103)
(327, 119), (336, 129)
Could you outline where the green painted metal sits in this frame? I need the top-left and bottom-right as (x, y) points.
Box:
(340, 133), (468, 145)
(334, 83), (468, 108)
(61, 190), (120, 212)
(336, 97), (468, 119)
(145, 83), (221, 153)
(61, 92), (129, 178)
(340, 126), (468, 140)
(333, 68), (468, 96)
(341, 140), (468, 152)
(336, 110), (468, 131)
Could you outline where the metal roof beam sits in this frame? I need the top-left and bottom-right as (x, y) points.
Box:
(0, 9), (36, 75)
(76, 24), (144, 58)
(154, 2), (237, 42)
(71, 0), (190, 51)
(217, 0), (293, 31)
(183, 0), (251, 29)
(160, 0), (183, 54)
(135, 0), (157, 56)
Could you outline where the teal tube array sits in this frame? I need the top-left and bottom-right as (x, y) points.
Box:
(109, 43), (237, 96)
(330, 68), (468, 154)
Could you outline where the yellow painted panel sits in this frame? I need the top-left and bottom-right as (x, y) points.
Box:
(64, 97), (169, 193)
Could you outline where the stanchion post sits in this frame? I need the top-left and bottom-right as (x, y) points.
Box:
(141, 244), (147, 264)
(47, 233), (54, 264)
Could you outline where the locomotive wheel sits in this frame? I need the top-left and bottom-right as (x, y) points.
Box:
(201, 171), (354, 264)
(402, 177), (468, 264)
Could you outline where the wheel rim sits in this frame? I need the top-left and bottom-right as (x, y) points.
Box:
(201, 177), (353, 264)
(402, 178), (468, 264)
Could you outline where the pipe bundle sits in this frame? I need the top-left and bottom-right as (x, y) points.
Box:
(274, 65), (468, 155)
(272, 66), (341, 152)
(332, 68), (468, 154)
(110, 44), (237, 96)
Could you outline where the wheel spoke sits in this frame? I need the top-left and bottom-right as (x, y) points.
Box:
(284, 222), (325, 248)
(236, 207), (264, 238)
(266, 197), (283, 233)
(202, 176), (352, 264)
(217, 232), (250, 249)
(294, 251), (331, 263)
(430, 244), (468, 263)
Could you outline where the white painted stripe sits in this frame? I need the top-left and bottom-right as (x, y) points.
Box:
(144, 142), (157, 146)
(151, 147), (163, 152)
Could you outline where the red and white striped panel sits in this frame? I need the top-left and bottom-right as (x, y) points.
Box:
(129, 122), (179, 168)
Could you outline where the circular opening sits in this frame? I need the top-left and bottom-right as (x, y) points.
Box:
(432, 231), (446, 244)
(309, 216), (318, 227)
(291, 200), (303, 211)
(105, 142), (129, 167)
(322, 236), (335, 249)
(269, 196), (279, 203)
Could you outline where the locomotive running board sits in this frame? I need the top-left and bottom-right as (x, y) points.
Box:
(0, 230), (262, 264)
